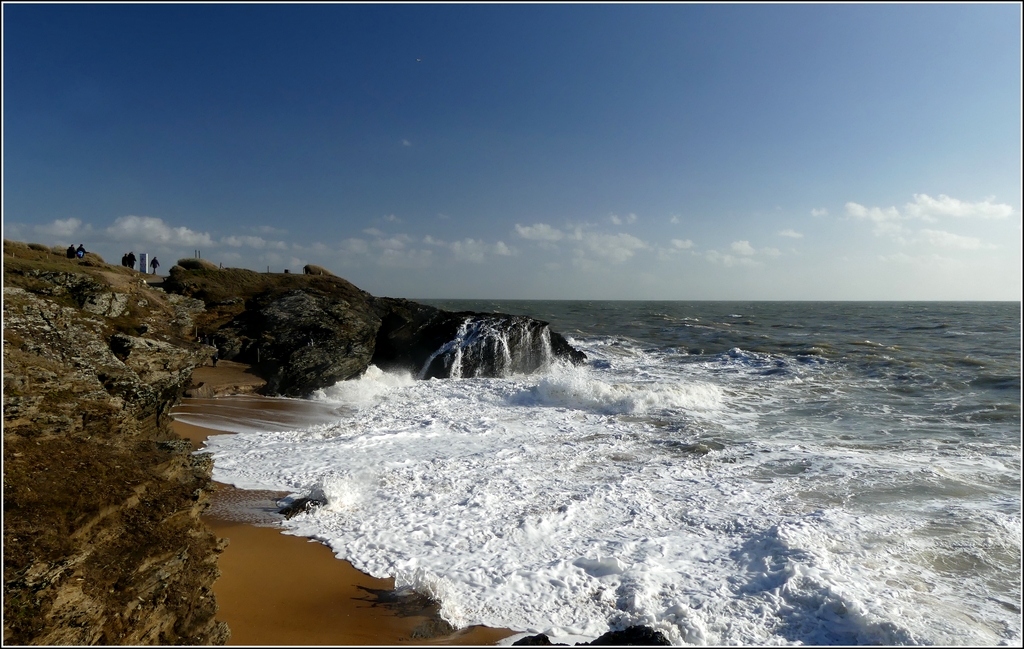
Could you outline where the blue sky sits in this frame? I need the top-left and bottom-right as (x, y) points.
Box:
(4, 3), (1021, 300)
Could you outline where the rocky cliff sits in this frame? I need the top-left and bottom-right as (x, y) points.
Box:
(163, 264), (585, 397)
(3, 241), (227, 644)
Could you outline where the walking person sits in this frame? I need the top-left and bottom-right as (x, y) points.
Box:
(150, 257), (160, 274)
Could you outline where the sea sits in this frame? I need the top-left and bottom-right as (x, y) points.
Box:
(173, 301), (1022, 646)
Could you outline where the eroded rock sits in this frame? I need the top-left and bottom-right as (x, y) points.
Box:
(3, 245), (228, 645)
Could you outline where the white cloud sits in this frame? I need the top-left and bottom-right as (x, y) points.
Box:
(375, 234), (412, 251)
(34, 217), (85, 238)
(341, 238), (369, 254)
(450, 238), (489, 263)
(671, 239), (694, 249)
(253, 225), (288, 235)
(731, 240), (756, 256)
(362, 227), (385, 237)
(515, 223), (564, 241)
(848, 194), (1017, 240)
(402, 139), (412, 147)
(221, 235), (287, 250)
(811, 208), (828, 217)
(778, 229), (803, 239)
(762, 247), (782, 258)
(905, 194), (1015, 220)
(918, 229), (994, 250)
(706, 250), (758, 268)
(670, 215), (680, 224)
(377, 247), (433, 268)
(845, 202), (901, 223)
(583, 232), (646, 263)
(493, 241), (513, 256)
(609, 213), (637, 225)
(105, 215), (213, 246)
(423, 235), (445, 246)
(382, 214), (401, 222)
(846, 202), (909, 238)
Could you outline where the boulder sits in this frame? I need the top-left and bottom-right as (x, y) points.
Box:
(512, 626), (670, 647)
(584, 626), (671, 645)
(513, 633), (567, 645)
(302, 264), (336, 276)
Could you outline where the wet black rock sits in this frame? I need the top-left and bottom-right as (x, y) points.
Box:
(277, 496), (325, 519)
(215, 288), (381, 397)
(513, 633), (568, 645)
(512, 626), (670, 647)
(584, 625), (671, 645)
(371, 298), (586, 380)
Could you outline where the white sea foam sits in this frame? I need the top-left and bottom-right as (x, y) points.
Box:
(522, 365), (723, 415)
(311, 364), (415, 406)
(199, 338), (1021, 646)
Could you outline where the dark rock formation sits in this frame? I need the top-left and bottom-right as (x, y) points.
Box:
(212, 288), (381, 397)
(163, 265), (586, 397)
(277, 496), (325, 519)
(585, 625), (671, 645)
(3, 240), (227, 644)
(512, 625), (670, 646)
(162, 265), (384, 397)
(371, 298), (586, 380)
(513, 632), (568, 645)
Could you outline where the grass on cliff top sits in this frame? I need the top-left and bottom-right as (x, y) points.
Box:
(163, 263), (369, 307)
(3, 239), (193, 342)
(3, 239), (137, 287)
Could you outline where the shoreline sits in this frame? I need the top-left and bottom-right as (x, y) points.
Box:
(172, 363), (517, 646)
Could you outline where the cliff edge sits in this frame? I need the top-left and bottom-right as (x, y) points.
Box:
(3, 241), (228, 644)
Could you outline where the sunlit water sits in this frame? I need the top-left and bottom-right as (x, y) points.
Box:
(175, 301), (1021, 645)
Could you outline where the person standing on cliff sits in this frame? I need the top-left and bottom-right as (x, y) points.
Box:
(150, 257), (159, 274)
(126, 251), (136, 269)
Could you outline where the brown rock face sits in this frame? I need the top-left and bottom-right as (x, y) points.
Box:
(3, 241), (228, 645)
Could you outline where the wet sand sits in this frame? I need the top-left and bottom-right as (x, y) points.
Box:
(173, 363), (517, 646)
(189, 359), (268, 397)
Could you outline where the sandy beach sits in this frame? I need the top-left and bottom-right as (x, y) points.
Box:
(172, 363), (516, 646)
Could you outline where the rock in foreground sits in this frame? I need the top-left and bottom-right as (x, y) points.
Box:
(511, 625), (671, 646)
(3, 241), (227, 644)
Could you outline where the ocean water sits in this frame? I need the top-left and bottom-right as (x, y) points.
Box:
(183, 301), (1021, 645)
